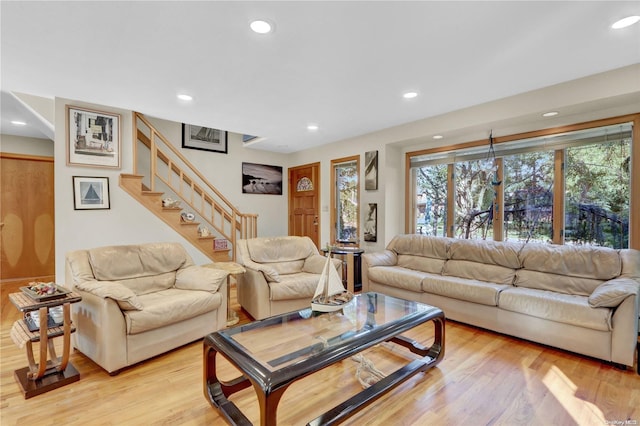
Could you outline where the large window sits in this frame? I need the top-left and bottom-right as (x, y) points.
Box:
(409, 120), (635, 249)
(331, 157), (359, 244)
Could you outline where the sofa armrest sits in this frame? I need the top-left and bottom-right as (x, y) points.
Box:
(71, 289), (128, 374)
(175, 265), (228, 292)
(75, 279), (143, 310)
(588, 277), (640, 308)
(611, 291), (639, 367)
(240, 259), (281, 282)
(363, 250), (398, 267)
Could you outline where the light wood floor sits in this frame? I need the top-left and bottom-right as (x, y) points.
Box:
(1, 279), (639, 425)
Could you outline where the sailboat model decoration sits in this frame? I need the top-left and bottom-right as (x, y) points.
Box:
(311, 249), (354, 312)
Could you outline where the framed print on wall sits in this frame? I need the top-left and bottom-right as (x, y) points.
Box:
(73, 176), (110, 210)
(364, 203), (377, 242)
(365, 150), (378, 190)
(67, 106), (121, 168)
(242, 162), (283, 195)
(182, 124), (228, 153)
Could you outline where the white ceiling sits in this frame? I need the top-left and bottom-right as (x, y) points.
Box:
(1, 1), (639, 152)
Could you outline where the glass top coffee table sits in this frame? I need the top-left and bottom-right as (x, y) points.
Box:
(203, 292), (445, 425)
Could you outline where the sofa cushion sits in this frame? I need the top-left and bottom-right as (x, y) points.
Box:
(519, 243), (621, 280)
(397, 255), (445, 275)
(175, 265), (227, 293)
(588, 278), (639, 308)
(515, 270), (604, 297)
(498, 287), (612, 331)
(75, 279), (143, 310)
(388, 234), (451, 259)
(87, 243), (192, 281)
(367, 266), (426, 293)
(448, 239), (523, 269)
(269, 272), (319, 301)
(119, 272), (176, 295)
(271, 260), (306, 275)
(124, 288), (221, 334)
(422, 275), (510, 306)
(246, 236), (316, 263)
(443, 259), (516, 286)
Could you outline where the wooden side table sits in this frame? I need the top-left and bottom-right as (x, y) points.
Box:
(204, 262), (246, 326)
(321, 247), (364, 293)
(9, 290), (82, 399)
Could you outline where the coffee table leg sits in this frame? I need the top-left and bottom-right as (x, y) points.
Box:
(256, 386), (288, 426)
(204, 344), (253, 425)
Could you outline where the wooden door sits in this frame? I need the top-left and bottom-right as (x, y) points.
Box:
(1, 154), (55, 281)
(288, 162), (320, 247)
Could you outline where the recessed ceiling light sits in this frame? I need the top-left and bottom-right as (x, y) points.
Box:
(250, 20), (272, 34)
(433, 135), (443, 140)
(307, 124), (319, 131)
(611, 16), (640, 29)
(403, 92), (418, 99)
(11, 120), (26, 126)
(177, 94), (193, 101)
(542, 111), (559, 117)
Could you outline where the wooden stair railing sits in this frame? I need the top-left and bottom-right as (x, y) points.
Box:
(120, 112), (258, 262)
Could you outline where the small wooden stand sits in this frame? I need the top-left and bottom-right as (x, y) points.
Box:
(9, 291), (82, 399)
(204, 262), (246, 327)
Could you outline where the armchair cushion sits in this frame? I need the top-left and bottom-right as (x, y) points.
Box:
(303, 254), (336, 274)
(588, 278), (639, 308)
(175, 265), (227, 292)
(75, 279), (143, 311)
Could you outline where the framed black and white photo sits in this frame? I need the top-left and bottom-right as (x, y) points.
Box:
(182, 124), (228, 153)
(364, 203), (377, 242)
(73, 176), (110, 210)
(365, 150), (378, 190)
(242, 162), (283, 195)
(67, 106), (121, 168)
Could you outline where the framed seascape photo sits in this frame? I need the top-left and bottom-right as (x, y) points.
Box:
(242, 162), (283, 195)
(182, 124), (228, 153)
(365, 150), (378, 190)
(73, 176), (110, 210)
(364, 203), (377, 242)
(67, 106), (121, 168)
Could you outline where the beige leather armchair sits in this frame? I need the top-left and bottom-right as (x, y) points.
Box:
(236, 236), (342, 320)
(65, 242), (228, 374)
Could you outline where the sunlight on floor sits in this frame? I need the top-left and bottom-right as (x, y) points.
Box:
(543, 365), (605, 425)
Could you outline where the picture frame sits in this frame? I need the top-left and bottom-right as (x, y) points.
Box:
(364, 203), (377, 242)
(67, 106), (121, 168)
(73, 176), (110, 210)
(182, 124), (228, 153)
(242, 162), (283, 195)
(365, 150), (378, 190)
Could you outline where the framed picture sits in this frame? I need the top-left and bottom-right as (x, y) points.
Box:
(73, 176), (110, 210)
(182, 124), (228, 153)
(364, 203), (377, 242)
(365, 150), (378, 190)
(67, 106), (121, 168)
(242, 162), (283, 195)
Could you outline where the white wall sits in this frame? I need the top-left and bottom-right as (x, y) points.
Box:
(0, 134), (54, 157)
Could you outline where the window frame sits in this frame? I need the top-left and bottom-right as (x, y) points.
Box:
(405, 113), (640, 249)
(331, 155), (360, 246)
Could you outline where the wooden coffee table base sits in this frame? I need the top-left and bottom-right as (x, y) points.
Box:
(14, 363), (80, 399)
(204, 310), (444, 426)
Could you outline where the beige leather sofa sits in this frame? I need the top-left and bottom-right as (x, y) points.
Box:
(363, 235), (640, 368)
(236, 236), (342, 320)
(65, 242), (229, 374)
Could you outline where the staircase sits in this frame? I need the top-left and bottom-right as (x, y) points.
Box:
(120, 112), (258, 262)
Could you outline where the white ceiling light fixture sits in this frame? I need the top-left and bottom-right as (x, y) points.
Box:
(177, 93), (193, 101)
(611, 16), (640, 29)
(11, 120), (27, 125)
(403, 92), (418, 99)
(307, 124), (319, 131)
(433, 135), (443, 140)
(250, 20), (273, 34)
(542, 111), (559, 117)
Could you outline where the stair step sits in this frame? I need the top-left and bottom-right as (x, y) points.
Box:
(142, 191), (164, 197)
(120, 173), (144, 179)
